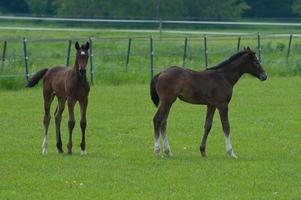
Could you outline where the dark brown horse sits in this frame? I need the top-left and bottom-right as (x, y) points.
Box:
(150, 47), (267, 158)
(27, 42), (90, 155)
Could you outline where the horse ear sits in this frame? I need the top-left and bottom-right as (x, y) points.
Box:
(243, 47), (246, 51)
(246, 46), (251, 51)
(75, 42), (80, 50)
(85, 42), (90, 50)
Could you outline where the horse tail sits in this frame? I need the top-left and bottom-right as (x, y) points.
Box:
(150, 73), (161, 107)
(26, 68), (48, 88)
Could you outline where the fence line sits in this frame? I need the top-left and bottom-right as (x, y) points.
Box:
(2, 15), (301, 27)
(0, 33), (300, 81)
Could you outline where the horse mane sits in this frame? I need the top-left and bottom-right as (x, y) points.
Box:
(206, 51), (247, 71)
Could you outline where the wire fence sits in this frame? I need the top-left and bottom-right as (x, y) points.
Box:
(1, 33), (301, 87)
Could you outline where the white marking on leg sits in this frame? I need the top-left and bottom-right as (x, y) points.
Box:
(42, 135), (48, 155)
(225, 135), (237, 159)
(81, 150), (87, 156)
(225, 135), (232, 152)
(154, 137), (160, 155)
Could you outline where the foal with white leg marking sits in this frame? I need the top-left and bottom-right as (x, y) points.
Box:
(150, 47), (267, 158)
(26, 42), (90, 155)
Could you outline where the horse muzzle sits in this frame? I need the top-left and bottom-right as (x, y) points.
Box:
(259, 72), (267, 81)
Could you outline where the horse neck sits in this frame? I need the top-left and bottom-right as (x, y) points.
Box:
(218, 59), (246, 86)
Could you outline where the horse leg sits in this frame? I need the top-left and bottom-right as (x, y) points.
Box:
(218, 105), (237, 159)
(200, 105), (216, 157)
(153, 108), (162, 155)
(79, 98), (88, 156)
(42, 92), (54, 155)
(67, 98), (76, 155)
(160, 104), (173, 157)
(54, 97), (66, 154)
(153, 101), (173, 156)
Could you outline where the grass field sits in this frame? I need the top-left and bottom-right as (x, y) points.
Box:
(1, 76), (301, 199)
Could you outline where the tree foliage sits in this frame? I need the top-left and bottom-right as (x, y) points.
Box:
(0, 0), (29, 14)
(25, 0), (56, 16)
(1, 0), (301, 19)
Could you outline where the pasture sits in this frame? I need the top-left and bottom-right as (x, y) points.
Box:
(1, 77), (301, 199)
(1, 28), (301, 90)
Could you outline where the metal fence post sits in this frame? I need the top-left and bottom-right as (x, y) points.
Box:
(286, 34), (293, 64)
(66, 39), (72, 66)
(89, 37), (94, 85)
(237, 36), (241, 52)
(204, 35), (208, 68)
(182, 37), (188, 67)
(150, 36), (154, 79)
(125, 37), (132, 71)
(2, 40), (7, 67)
(257, 32), (261, 62)
(23, 37), (29, 81)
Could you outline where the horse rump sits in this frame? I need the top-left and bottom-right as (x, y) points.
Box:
(150, 73), (161, 107)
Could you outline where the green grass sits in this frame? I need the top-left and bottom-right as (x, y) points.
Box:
(1, 27), (301, 90)
(1, 77), (301, 199)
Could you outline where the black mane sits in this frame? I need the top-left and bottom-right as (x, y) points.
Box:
(206, 51), (247, 71)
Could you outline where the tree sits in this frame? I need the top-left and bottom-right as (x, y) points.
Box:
(292, 0), (301, 15)
(25, 0), (56, 16)
(244, 0), (294, 18)
(0, 0), (29, 14)
(56, 0), (107, 17)
(200, 0), (250, 19)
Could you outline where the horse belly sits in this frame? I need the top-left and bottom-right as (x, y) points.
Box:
(178, 91), (211, 105)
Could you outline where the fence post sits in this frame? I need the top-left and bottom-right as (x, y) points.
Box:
(2, 40), (7, 67)
(286, 34), (293, 64)
(89, 37), (94, 85)
(237, 36), (241, 52)
(150, 36), (154, 79)
(125, 37), (132, 71)
(257, 32), (261, 62)
(204, 35), (208, 68)
(182, 37), (188, 67)
(66, 39), (72, 66)
(23, 37), (29, 81)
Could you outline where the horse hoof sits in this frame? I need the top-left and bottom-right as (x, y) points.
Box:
(154, 148), (161, 156)
(230, 153), (238, 159)
(81, 150), (87, 156)
(164, 150), (173, 157)
(227, 149), (238, 159)
(200, 146), (206, 157)
(42, 149), (48, 155)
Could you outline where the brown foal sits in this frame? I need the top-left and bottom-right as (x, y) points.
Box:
(150, 47), (267, 158)
(27, 42), (90, 155)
